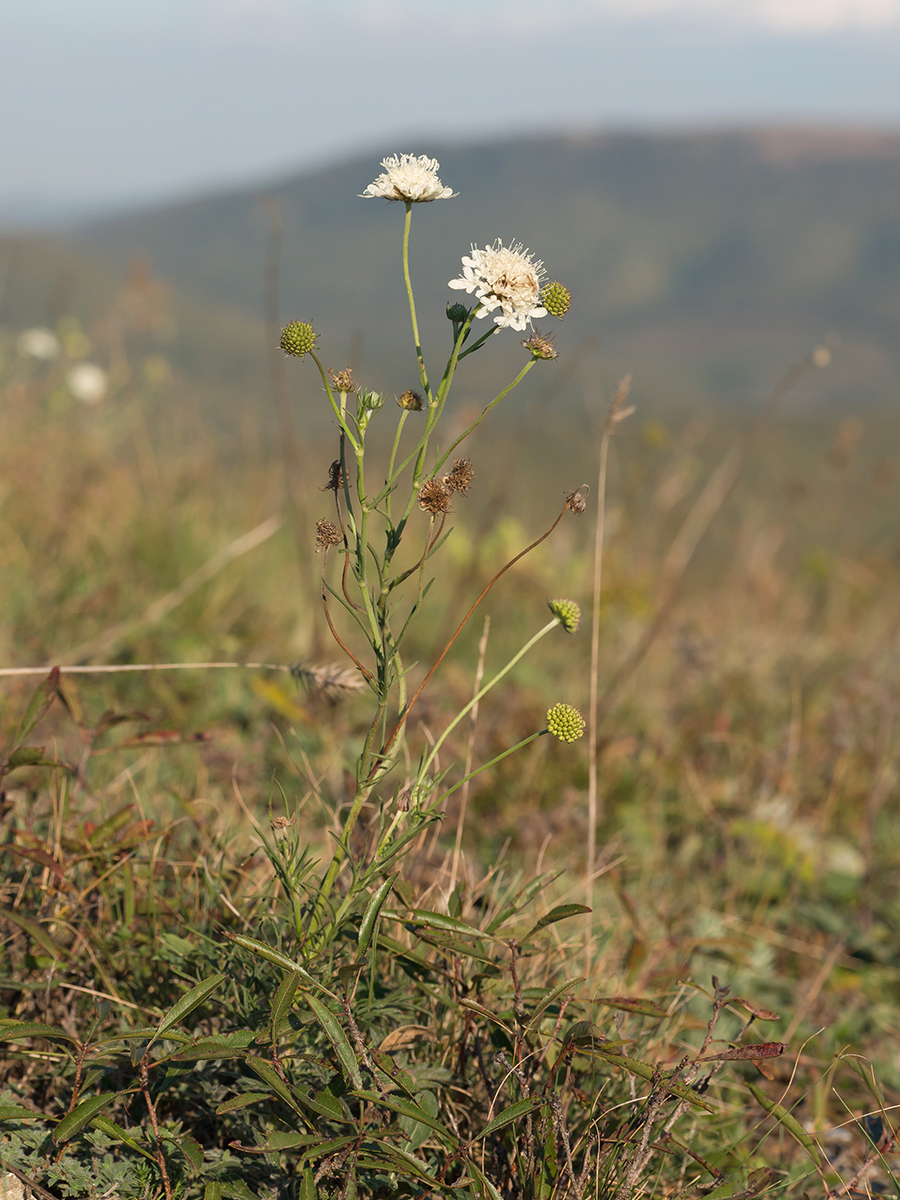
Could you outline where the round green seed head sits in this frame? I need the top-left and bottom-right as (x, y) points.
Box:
(546, 703), (586, 743)
(280, 321), (317, 358)
(540, 281), (572, 319)
(548, 598), (581, 634)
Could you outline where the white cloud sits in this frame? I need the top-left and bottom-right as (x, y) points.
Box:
(339, 0), (900, 34)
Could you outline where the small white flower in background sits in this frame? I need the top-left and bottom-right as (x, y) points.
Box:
(66, 362), (108, 405)
(361, 154), (456, 203)
(17, 327), (61, 360)
(448, 240), (548, 331)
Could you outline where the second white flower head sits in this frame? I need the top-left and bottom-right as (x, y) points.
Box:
(361, 154), (456, 203)
(448, 240), (548, 331)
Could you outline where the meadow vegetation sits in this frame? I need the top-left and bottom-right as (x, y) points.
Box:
(1, 160), (900, 1200)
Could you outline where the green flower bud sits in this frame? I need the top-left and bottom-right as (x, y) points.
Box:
(548, 598), (581, 634)
(280, 321), (317, 358)
(540, 281), (572, 319)
(446, 302), (469, 323)
(546, 703), (586, 743)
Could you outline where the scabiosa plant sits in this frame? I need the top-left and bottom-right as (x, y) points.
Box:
(279, 152), (577, 932)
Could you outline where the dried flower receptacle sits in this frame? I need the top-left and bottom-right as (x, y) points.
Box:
(315, 519), (342, 552)
(418, 479), (453, 515)
(443, 458), (474, 495)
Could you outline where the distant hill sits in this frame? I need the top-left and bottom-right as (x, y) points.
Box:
(7, 128), (900, 424)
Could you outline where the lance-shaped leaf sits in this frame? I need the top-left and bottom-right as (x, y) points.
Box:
(305, 996), (362, 1090)
(228, 934), (333, 997)
(746, 1082), (821, 1161)
(475, 1097), (544, 1140)
(524, 976), (584, 1034)
(0, 1019), (79, 1045)
(353, 1090), (456, 1148)
(53, 1092), (128, 1144)
(215, 1092), (271, 1115)
(270, 972), (301, 1045)
(698, 1042), (786, 1064)
(149, 973), (226, 1049)
(522, 904), (591, 943)
(594, 996), (671, 1019)
(358, 873), (398, 954)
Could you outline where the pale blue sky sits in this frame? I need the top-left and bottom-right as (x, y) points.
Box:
(3, 0), (900, 220)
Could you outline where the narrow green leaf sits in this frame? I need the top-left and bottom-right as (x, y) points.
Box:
(306, 995), (362, 1090)
(151, 973), (226, 1047)
(205, 1184), (224, 1200)
(0, 912), (68, 963)
(358, 873), (398, 954)
(215, 1092), (271, 1115)
(415, 931), (494, 964)
(89, 1114), (154, 1160)
(401, 908), (488, 939)
(523, 904), (591, 941)
(299, 1167), (317, 1200)
(53, 1092), (125, 1144)
(594, 995), (671, 1019)
(12, 668), (59, 747)
(270, 972), (301, 1044)
(369, 1140), (436, 1184)
(228, 934), (332, 996)
(300, 1087), (353, 1123)
(0, 1104), (43, 1120)
(246, 1057), (307, 1117)
(0, 1018), (78, 1044)
(476, 1097), (543, 1140)
(746, 1082), (822, 1161)
(354, 1089), (455, 1146)
(173, 1133), (203, 1171)
(524, 976), (584, 1033)
(6, 748), (67, 771)
(266, 1130), (314, 1151)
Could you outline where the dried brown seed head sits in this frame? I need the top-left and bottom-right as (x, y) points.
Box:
(418, 478), (453, 515)
(443, 457), (474, 494)
(328, 367), (357, 393)
(315, 519), (342, 551)
(565, 485), (589, 514)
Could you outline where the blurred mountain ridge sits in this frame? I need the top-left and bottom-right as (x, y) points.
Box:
(3, 127), (900, 419)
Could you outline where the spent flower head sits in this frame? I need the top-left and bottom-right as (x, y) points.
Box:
(281, 321), (317, 358)
(523, 330), (558, 360)
(315, 519), (342, 552)
(443, 458), (474, 495)
(546, 703), (586, 743)
(360, 154), (456, 203)
(548, 598), (581, 634)
(329, 367), (357, 393)
(418, 479), (453, 515)
(449, 239), (548, 331)
(397, 389), (424, 411)
(565, 485), (590, 515)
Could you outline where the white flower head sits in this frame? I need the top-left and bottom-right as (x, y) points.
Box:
(448, 240), (548, 331)
(18, 327), (61, 361)
(361, 153), (456, 203)
(66, 362), (108, 405)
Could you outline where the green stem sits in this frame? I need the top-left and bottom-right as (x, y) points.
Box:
(438, 731), (548, 803)
(310, 351), (359, 451)
(434, 358), (537, 475)
(402, 203), (432, 403)
(420, 618), (559, 779)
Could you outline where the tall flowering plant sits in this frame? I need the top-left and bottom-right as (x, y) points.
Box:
(280, 153), (580, 934)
